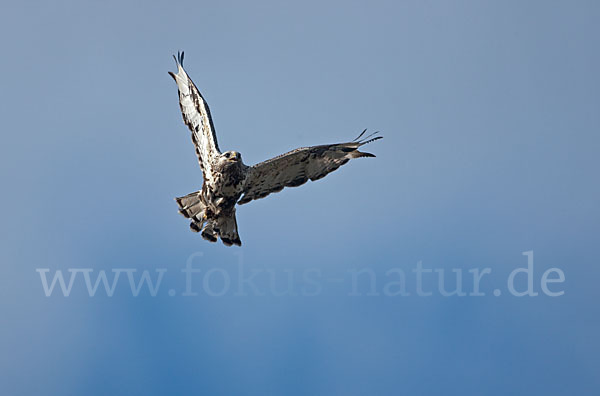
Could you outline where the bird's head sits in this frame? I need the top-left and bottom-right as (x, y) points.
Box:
(219, 151), (243, 166)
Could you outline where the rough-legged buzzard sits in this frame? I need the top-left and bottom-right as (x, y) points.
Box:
(169, 52), (382, 246)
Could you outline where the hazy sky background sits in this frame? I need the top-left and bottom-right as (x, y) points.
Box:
(1, 0), (599, 394)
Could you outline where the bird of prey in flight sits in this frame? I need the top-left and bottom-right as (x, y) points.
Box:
(169, 51), (382, 246)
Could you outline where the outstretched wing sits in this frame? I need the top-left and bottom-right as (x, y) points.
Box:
(238, 130), (382, 205)
(169, 51), (221, 182)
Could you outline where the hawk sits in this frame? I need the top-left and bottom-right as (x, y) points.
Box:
(169, 52), (382, 246)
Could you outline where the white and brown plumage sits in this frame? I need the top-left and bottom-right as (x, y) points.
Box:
(169, 51), (382, 246)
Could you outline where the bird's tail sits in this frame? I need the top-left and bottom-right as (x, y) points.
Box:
(199, 211), (241, 246)
(215, 211), (242, 247)
(175, 191), (241, 247)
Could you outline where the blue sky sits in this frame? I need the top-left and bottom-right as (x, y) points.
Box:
(1, 0), (599, 395)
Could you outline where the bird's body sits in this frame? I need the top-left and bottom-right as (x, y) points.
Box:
(169, 52), (381, 246)
(177, 152), (247, 246)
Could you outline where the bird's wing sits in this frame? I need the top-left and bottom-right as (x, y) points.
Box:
(238, 130), (382, 205)
(169, 51), (221, 182)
